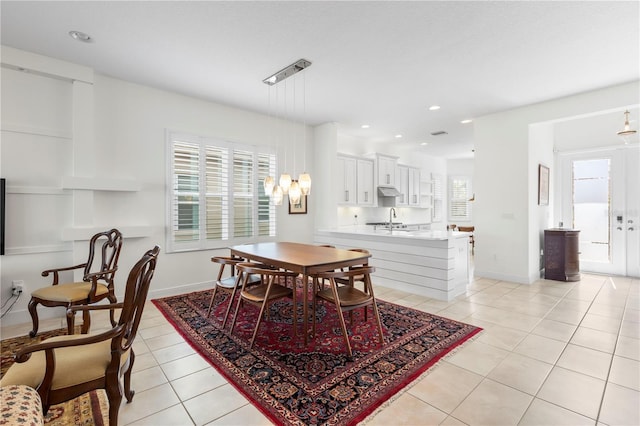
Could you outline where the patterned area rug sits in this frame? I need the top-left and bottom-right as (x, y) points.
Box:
(1, 328), (109, 425)
(153, 284), (482, 425)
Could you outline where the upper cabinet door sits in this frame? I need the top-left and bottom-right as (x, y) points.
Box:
(408, 167), (421, 206)
(396, 165), (408, 205)
(337, 155), (356, 205)
(357, 158), (374, 206)
(377, 154), (398, 187)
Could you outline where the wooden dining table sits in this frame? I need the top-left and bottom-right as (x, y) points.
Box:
(229, 242), (371, 344)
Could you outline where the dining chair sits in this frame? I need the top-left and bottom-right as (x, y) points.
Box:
(229, 263), (299, 348)
(28, 228), (123, 337)
(312, 266), (385, 358)
(206, 256), (262, 327)
(334, 248), (371, 319)
(0, 246), (160, 426)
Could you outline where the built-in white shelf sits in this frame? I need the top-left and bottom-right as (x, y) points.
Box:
(8, 186), (68, 195)
(62, 176), (141, 192)
(62, 226), (153, 241)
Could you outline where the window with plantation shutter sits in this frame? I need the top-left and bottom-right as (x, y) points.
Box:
(167, 131), (276, 252)
(449, 176), (471, 221)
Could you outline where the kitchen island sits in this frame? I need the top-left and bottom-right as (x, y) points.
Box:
(314, 227), (471, 301)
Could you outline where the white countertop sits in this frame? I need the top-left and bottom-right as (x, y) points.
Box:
(317, 226), (471, 241)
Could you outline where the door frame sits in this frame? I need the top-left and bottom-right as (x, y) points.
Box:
(556, 146), (638, 276)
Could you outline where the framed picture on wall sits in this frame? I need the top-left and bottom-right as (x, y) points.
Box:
(288, 195), (307, 214)
(538, 164), (550, 206)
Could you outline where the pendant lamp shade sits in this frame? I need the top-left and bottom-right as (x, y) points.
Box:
(617, 110), (637, 144)
(279, 173), (292, 194)
(289, 181), (301, 205)
(263, 176), (275, 195)
(272, 185), (284, 205)
(298, 172), (311, 195)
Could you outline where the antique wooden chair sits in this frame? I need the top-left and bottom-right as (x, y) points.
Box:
(313, 266), (385, 358)
(229, 263), (299, 348)
(28, 229), (123, 337)
(0, 246), (160, 426)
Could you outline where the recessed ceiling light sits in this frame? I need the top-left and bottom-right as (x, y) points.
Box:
(361, 124), (370, 129)
(395, 134), (403, 138)
(461, 119), (473, 124)
(420, 142), (429, 146)
(429, 105), (441, 111)
(69, 30), (93, 43)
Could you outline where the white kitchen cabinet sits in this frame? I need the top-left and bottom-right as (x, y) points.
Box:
(396, 165), (408, 205)
(377, 154), (398, 187)
(356, 158), (375, 206)
(420, 179), (433, 210)
(337, 154), (374, 206)
(408, 167), (421, 206)
(337, 155), (356, 205)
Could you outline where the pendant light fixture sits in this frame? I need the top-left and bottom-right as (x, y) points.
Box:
(617, 110), (637, 144)
(262, 59), (312, 205)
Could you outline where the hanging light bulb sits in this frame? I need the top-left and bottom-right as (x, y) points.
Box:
(289, 180), (301, 205)
(263, 176), (275, 196)
(279, 173), (291, 194)
(298, 172), (311, 195)
(617, 110), (637, 144)
(272, 185), (283, 206)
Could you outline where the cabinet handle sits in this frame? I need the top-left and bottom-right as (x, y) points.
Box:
(345, 190), (349, 202)
(364, 191), (368, 202)
(386, 174), (390, 184)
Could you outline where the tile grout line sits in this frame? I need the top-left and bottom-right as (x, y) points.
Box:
(594, 276), (633, 424)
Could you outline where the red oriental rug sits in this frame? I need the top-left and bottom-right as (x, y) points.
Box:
(153, 285), (482, 425)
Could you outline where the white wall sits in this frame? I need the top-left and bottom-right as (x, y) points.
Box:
(0, 47), (315, 325)
(474, 81), (640, 284)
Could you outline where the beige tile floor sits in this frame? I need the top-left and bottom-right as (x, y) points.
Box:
(2, 273), (638, 425)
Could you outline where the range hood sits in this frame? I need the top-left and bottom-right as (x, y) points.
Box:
(377, 186), (401, 197)
(377, 186), (401, 207)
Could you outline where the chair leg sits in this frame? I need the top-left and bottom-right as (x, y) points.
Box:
(223, 274), (244, 329)
(28, 298), (40, 337)
(371, 299), (385, 346)
(206, 286), (219, 317)
(105, 370), (123, 426)
(124, 351), (136, 402)
(80, 308), (91, 334)
(329, 279), (353, 359)
(249, 277), (273, 349)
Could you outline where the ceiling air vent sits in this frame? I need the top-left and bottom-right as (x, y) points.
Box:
(430, 131), (448, 136)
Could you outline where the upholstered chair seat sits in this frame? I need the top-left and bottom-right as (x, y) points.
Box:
(30, 282), (110, 303)
(1, 335), (130, 391)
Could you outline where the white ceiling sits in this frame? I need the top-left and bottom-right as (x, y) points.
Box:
(1, 1), (639, 158)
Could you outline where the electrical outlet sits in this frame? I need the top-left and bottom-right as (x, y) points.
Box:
(12, 280), (25, 296)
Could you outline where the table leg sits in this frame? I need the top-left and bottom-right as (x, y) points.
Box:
(303, 273), (308, 345)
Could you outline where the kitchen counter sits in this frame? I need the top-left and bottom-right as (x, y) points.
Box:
(318, 226), (470, 241)
(314, 227), (471, 301)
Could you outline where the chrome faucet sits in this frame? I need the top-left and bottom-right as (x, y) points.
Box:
(389, 208), (396, 233)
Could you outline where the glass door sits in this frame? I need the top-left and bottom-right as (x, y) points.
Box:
(560, 148), (638, 276)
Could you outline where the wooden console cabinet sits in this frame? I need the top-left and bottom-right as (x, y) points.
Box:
(544, 229), (580, 282)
